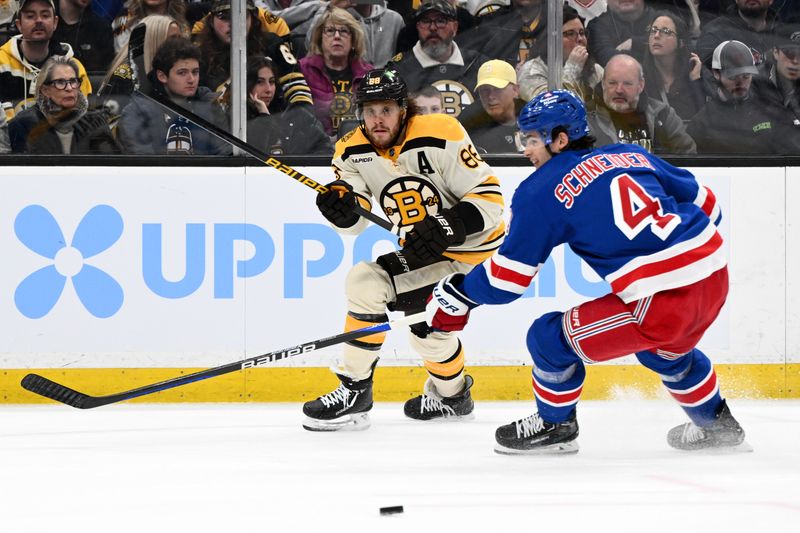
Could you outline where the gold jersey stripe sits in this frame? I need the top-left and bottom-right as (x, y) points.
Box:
(345, 315), (388, 345)
(404, 114), (465, 143)
(424, 348), (465, 378)
(443, 223), (506, 264)
(464, 191), (505, 206)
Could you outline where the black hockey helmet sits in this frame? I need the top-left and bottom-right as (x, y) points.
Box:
(355, 68), (408, 109)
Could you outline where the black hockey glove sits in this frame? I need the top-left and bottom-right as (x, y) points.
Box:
(403, 209), (466, 262)
(316, 180), (360, 228)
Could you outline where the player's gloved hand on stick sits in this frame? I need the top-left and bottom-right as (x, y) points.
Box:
(317, 180), (360, 228)
(426, 273), (479, 332)
(403, 209), (466, 262)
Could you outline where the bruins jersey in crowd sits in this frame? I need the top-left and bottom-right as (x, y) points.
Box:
(332, 113), (505, 265)
(387, 47), (490, 117)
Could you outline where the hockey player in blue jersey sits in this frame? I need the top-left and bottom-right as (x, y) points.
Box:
(425, 89), (749, 454)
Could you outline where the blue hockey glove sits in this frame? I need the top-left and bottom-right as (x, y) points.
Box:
(316, 180), (359, 228)
(403, 210), (466, 262)
(426, 273), (479, 332)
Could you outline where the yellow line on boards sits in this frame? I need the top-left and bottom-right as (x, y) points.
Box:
(2, 364), (797, 404)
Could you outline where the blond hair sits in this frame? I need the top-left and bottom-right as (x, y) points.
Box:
(101, 15), (180, 88)
(308, 7), (366, 59)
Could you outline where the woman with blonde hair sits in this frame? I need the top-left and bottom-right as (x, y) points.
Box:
(299, 6), (373, 138)
(9, 56), (120, 154)
(98, 15), (183, 105)
(111, 0), (188, 52)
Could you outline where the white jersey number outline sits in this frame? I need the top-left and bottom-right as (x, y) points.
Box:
(610, 173), (680, 241)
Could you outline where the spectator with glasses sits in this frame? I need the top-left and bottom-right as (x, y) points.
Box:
(394, 0), (475, 54)
(0, 0), (93, 117)
(8, 55), (120, 153)
(305, 0), (404, 68)
(518, 3), (603, 104)
(389, 0), (490, 117)
(641, 11), (707, 122)
(300, 6), (373, 138)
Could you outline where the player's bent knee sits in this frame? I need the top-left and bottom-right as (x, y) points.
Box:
(345, 262), (392, 308)
(409, 329), (459, 360)
(527, 312), (578, 369)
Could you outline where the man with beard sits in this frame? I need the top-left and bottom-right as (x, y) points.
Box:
(0, 0), (92, 117)
(688, 39), (800, 154)
(586, 52), (695, 154)
(388, 0), (489, 116)
(302, 67), (506, 432)
(696, 0), (780, 73)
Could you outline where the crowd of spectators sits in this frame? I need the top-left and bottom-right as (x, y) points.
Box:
(1, 0), (799, 156)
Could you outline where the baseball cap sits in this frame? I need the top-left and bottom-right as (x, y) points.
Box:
(774, 23), (800, 50)
(17, 0), (56, 12)
(711, 40), (759, 78)
(414, 0), (457, 21)
(475, 59), (517, 90)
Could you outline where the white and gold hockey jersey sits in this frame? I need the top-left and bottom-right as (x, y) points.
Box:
(331, 113), (505, 265)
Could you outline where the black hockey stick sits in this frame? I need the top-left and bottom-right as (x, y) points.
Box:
(142, 90), (404, 235)
(126, 28), (403, 237)
(20, 312), (425, 409)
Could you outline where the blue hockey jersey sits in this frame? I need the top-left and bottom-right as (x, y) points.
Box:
(462, 143), (725, 305)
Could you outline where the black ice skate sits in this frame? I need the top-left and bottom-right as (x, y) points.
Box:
(494, 411), (579, 455)
(403, 375), (475, 421)
(302, 372), (373, 432)
(667, 400), (752, 452)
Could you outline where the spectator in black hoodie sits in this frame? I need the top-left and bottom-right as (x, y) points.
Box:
(116, 36), (231, 154)
(246, 55), (332, 155)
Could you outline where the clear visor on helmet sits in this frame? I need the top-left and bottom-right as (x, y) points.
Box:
(516, 130), (548, 148)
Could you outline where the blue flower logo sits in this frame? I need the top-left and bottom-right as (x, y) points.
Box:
(14, 205), (125, 319)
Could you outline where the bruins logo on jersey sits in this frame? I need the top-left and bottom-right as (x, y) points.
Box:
(431, 80), (474, 117)
(381, 176), (442, 228)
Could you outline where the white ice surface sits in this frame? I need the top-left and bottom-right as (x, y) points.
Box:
(1, 400), (798, 533)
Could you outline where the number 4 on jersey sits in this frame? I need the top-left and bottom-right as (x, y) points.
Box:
(610, 174), (680, 241)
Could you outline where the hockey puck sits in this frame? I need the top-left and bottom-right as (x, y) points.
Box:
(379, 505), (404, 515)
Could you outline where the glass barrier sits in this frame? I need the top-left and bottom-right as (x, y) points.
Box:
(1, 0), (799, 159)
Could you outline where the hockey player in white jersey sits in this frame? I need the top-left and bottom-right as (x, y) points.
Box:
(426, 89), (749, 454)
(302, 67), (506, 431)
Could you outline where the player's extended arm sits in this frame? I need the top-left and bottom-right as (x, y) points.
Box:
(425, 273), (480, 332)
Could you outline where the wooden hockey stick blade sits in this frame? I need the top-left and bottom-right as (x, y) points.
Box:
(136, 90), (405, 238)
(20, 312), (426, 409)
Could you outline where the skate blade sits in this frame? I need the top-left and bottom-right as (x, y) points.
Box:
(493, 440), (579, 456)
(302, 413), (371, 432)
(406, 412), (476, 423)
(672, 440), (754, 454)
